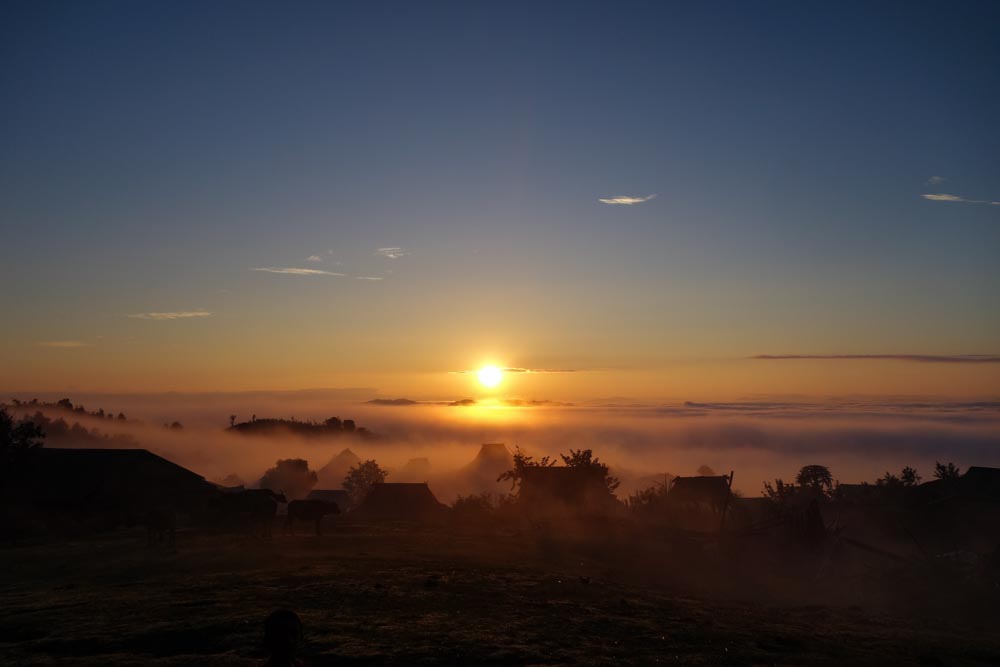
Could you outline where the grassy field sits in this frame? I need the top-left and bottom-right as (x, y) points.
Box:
(2, 522), (998, 666)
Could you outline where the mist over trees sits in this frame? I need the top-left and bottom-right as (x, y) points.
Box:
(259, 459), (318, 500)
(228, 415), (376, 440)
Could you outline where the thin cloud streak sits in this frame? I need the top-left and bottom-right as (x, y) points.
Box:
(921, 193), (1000, 206)
(452, 367), (578, 375)
(355, 276), (383, 281)
(375, 247), (410, 259)
(925, 175), (947, 186)
(599, 194), (657, 205)
(753, 354), (1000, 364)
(127, 311), (213, 321)
(36, 340), (92, 348)
(305, 255), (323, 262)
(253, 267), (346, 276)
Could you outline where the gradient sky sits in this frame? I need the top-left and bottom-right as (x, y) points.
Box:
(2, 1), (998, 398)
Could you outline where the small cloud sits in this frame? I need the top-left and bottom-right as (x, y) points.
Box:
(925, 176), (947, 186)
(253, 267), (346, 276)
(367, 398), (419, 406)
(375, 247), (410, 259)
(127, 310), (213, 321)
(753, 354), (1000, 364)
(452, 367), (577, 375)
(921, 193), (1000, 206)
(355, 276), (383, 281)
(599, 194), (657, 205)
(36, 340), (92, 348)
(305, 255), (323, 262)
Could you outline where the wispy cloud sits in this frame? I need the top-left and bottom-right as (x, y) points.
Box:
(375, 247), (410, 259)
(921, 193), (999, 206)
(305, 255), (323, 262)
(452, 367), (578, 375)
(925, 175), (947, 186)
(599, 194), (657, 205)
(753, 354), (1000, 364)
(127, 311), (213, 321)
(36, 340), (92, 348)
(355, 276), (383, 281)
(253, 267), (346, 276)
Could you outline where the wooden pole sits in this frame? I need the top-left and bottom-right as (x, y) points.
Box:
(718, 470), (735, 534)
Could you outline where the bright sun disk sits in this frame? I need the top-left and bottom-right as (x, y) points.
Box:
(477, 365), (503, 388)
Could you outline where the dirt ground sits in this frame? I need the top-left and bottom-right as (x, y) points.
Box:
(2, 521), (998, 666)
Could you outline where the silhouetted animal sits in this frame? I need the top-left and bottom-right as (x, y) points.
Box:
(213, 489), (286, 538)
(284, 499), (339, 536)
(144, 508), (175, 546)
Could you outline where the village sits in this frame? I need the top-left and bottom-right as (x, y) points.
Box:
(3, 401), (1000, 664)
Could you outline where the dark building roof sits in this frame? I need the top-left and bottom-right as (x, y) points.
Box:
(17, 448), (215, 511)
(667, 475), (732, 506)
(518, 466), (618, 514)
(351, 483), (449, 522)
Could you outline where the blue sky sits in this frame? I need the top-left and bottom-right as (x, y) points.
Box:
(1, 1), (998, 394)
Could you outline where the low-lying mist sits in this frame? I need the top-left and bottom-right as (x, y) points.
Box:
(8, 391), (1000, 500)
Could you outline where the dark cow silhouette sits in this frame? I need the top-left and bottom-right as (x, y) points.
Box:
(143, 508), (175, 546)
(213, 489), (287, 537)
(285, 500), (340, 535)
(284, 499), (340, 536)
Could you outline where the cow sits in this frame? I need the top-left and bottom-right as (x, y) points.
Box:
(284, 499), (340, 536)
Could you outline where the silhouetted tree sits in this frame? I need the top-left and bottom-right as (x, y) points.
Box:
(342, 419), (356, 433)
(1, 407), (44, 484)
(56, 398), (73, 410)
(259, 459), (318, 501)
(561, 448), (620, 493)
(900, 466), (921, 487)
(169, 421), (183, 430)
(497, 446), (555, 491)
(229, 414), (237, 428)
(795, 464), (834, 497)
(934, 461), (961, 479)
(342, 460), (387, 508)
(763, 478), (798, 505)
(697, 465), (717, 476)
(117, 412), (126, 421)
(324, 417), (342, 430)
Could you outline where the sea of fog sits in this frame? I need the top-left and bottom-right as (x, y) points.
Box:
(6, 389), (999, 499)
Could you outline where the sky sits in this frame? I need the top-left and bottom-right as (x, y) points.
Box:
(1, 1), (998, 400)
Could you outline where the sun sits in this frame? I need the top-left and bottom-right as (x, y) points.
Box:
(477, 365), (503, 388)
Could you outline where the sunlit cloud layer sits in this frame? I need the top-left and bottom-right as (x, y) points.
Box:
(127, 311), (213, 321)
(754, 354), (1000, 364)
(375, 247), (410, 259)
(305, 255), (323, 262)
(921, 193), (1000, 206)
(598, 194), (658, 205)
(252, 267), (346, 276)
(355, 276), (383, 281)
(36, 341), (92, 348)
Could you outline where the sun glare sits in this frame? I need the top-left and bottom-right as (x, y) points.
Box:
(477, 365), (503, 388)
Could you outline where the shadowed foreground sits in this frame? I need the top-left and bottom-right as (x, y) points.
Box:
(2, 525), (998, 666)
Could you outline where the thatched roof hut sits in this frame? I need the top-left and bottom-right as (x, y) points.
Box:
(351, 483), (449, 522)
(518, 466), (619, 515)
